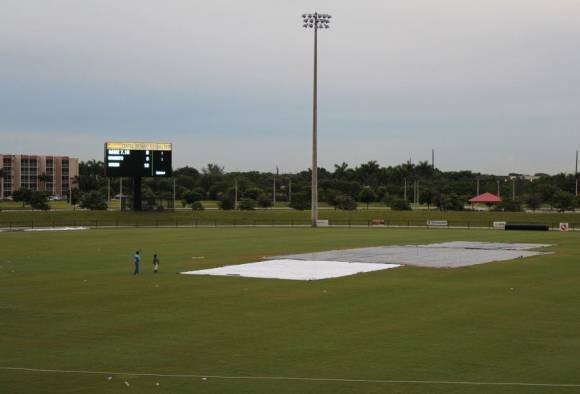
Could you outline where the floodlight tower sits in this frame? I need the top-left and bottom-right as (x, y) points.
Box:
(574, 151), (578, 197)
(302, 12), (331, 227)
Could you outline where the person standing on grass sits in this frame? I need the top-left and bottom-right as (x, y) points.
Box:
(153, 254), (159, 273)
(133, 250), (141, 275)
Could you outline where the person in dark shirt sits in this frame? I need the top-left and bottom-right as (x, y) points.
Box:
(153, 254), (159, 273)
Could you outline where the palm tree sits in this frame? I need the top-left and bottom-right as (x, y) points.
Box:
(38, 173), (50, 193)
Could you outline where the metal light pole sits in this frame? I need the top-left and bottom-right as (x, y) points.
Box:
(303, 12), (331, 227)
(273, 166), (278, 206)
(432, 149), (435, 170)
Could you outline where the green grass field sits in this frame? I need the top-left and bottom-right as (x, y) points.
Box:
(1, 227), (579, 393)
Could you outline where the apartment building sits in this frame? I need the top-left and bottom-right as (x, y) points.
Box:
(0, 154), (79, 199)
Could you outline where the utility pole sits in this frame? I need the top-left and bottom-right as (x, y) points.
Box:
(404, 178), (407, 201)
(107, 178), (111, 203)
(289, 179), (292, 202)
(476, 177), (480, 196)
(497, 179), (501, 199)
(512, 178), (516, 201)
(303, 12), (331, 227)
(432, 149), (435, 170)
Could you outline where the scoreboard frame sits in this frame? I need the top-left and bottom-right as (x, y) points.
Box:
(104, 141), (173, 178)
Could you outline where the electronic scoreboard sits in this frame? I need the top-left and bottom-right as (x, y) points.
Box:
(104, 142), (172, 177)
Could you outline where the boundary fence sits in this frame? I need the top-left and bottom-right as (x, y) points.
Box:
(0, 219), (578, 231)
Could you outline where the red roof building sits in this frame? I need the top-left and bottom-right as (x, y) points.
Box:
(469, 192), (502, 204)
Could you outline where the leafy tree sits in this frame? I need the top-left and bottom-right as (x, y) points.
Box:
(381, 192), (393, 206)
(80, 191), (108, 210)
(536, 184), (558, 207)
(390, 198), (411, 211)
(551, 191), (576, 212)
(244, 187), (264, 200)
(257, 195), (273, 208)
(335, 195), (358, 210)
(324, 189), (340, 209)
(29, 191), (50, 210)
(523, 193), (542, 211)
(358, 187), (376, 209)
(182, 190), (203, 206)
(12, 188), (33, 207)
(289, 192), (311, 210)
(435, 193), (465, 211)
(419, 187), (436, 210)
(238, 198), (257, 210)
(191, 187), (206, 200)
(70, 188), (81, 206)
(142, 187), (157, 210)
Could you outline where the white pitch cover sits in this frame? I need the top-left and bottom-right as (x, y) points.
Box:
(181, 259), (400, 281)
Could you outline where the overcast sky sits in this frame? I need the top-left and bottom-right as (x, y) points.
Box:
(1, 0), (579, 174)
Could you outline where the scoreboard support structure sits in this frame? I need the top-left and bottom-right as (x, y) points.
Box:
(104, 142), (172, 211)
(133, 177), (142, 211)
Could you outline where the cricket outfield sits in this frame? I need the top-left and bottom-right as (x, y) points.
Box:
(1, 227), (579, 393)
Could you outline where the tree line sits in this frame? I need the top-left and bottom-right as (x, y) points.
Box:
(68, 159), (580, 212)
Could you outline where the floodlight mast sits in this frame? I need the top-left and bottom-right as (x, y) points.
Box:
(302, 12), (331, 227)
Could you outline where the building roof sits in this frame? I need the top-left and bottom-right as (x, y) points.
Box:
(469, 192), (502, 203)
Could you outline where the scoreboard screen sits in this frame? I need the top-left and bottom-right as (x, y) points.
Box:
(105, 142), (172, 177)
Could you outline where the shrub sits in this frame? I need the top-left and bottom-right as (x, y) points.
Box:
(358, 187), (376, 209)
(289, 192), (311, 210)
(244, 187), (264, 200)
(551, 191), (576, 212)
(182, 190), (203, 206)
(191, 201), (204, 211)
(218, 195), (235, 210)
(29, 192), (50, 211)
(495, 199), (523, 212)
(335, 195), (358, 210)
(436, 194), (464, 211)
(390, 198), (411, 211)
(523, 193), (541, 211)
(257, 195), (273, 208)
(80, 191), (108, 210)
(238, 198), (257, 210)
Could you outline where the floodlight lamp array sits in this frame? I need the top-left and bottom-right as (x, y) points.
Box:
(302, 12), (331, 29)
